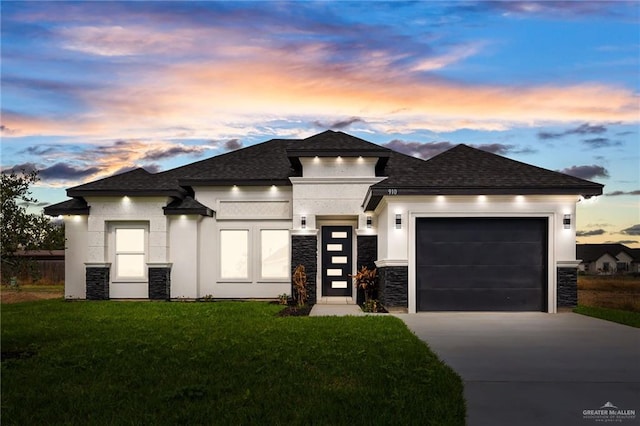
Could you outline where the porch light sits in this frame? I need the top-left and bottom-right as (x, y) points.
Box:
(301, 216), (306, 229)
(563, 214), (571, 229)
(395, 214), (402, 229)
(366, 216), (372, 228)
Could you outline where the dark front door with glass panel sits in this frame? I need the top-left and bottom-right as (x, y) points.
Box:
(321, 226), (353, 297)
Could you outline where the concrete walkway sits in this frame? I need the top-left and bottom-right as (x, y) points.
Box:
(397, 312), (640, 426)
(310, 297), (365, 316)
(309, 303), (364, 316)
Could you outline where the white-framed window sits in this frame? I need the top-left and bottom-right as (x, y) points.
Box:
(220, 229), (250, 280)
(111, 224), (148, 281)
(218, 225), (290, 282)
(260, 229), (290, 279)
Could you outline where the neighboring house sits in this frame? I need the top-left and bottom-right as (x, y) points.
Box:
(577, 244), (638, 274)
(631, 249), (640, 273)
(44, 130), (603, 312)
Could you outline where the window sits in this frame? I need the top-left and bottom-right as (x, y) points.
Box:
(114, 228), (146, 280)
(261, 230), (289, 279)
(220, 230), (249, 279)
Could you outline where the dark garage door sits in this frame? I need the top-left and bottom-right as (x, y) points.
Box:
(416, 218), (547, 311)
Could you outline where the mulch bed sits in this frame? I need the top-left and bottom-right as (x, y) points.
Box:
(275, 303), (313, 317)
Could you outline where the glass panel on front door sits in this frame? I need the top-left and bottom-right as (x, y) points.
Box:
(321, 226), (353, 297)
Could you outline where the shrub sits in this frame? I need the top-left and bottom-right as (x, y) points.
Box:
(292, 264), (308, 307)
(352, 266), (377, 303)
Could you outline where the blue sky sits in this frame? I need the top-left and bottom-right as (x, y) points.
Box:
(1, 1), (639, 246)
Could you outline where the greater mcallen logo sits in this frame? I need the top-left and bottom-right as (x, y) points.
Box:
(583, 401), (636, 422)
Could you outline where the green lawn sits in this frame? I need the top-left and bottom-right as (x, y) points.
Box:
(1, 301), (465, 425)
(574, 305), (640, 328)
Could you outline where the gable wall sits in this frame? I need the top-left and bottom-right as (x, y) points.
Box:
(85, 196), (170, 264)
(616, 251), (633, 263)
(594, 253), (619, 273)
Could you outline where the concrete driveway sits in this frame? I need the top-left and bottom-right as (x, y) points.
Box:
(397, 312), (640, 426)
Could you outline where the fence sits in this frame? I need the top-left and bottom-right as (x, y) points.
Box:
(6, 250), (65, 285)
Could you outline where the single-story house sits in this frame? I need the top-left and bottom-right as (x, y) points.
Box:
(577, 244), (638, 274)
(45, 130), (603, 312)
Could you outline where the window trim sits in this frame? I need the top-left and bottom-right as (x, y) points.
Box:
(216, 224), (291, 284)
(219, 228), (252, 282)
(259, 229), (291, 281)
(109, 222), (149, 283)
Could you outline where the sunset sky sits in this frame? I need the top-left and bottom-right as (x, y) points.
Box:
(1, 1), (638, 246)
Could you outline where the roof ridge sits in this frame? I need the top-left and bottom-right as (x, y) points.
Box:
(69, 167), (150, 190)
(157, 138), (292, 178)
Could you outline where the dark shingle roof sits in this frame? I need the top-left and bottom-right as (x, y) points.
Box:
(68, 168), (186, 197)
(173, 138), (294, 186)
(49, 130), (603, 214)
(43, 198), (90, 216)
(287, 130), (389, 154)
(364, 144), (603, 209)
(577, 244), (638, 262)
(163, 196), (214, 216)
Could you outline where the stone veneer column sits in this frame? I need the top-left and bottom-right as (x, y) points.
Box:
(148, 266), (171, 300)
(291, 235), (318, 305)
(86, 265), (110, 300)
(356, 235), (378, 304)
(378, 266), (408, 310)
(557, 267), (578, 308)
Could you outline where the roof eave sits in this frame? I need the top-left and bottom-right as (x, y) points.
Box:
(285, 149), (390, 158)
(364, 185), (604, 210)
(43, 206), (90, 216)
(179, 178), (292, 187)
(67, 189), (185, 197)
(163, 206), (214, 217)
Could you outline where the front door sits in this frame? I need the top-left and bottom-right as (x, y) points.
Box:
(321, 226), (353, 297)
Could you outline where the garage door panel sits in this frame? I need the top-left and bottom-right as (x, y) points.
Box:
(416, 217), (547, 312)
(419, 242), (543, 267)
(418, 288), (544, 311)
(418, 265), (544, 289)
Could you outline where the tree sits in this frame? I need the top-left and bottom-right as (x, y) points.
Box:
(1, 169), (65, 284)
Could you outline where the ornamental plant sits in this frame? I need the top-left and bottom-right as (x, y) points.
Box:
(292, 264), (308, 307)
(352, 266), (378, 303)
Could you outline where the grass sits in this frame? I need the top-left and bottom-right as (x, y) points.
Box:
(577, 275), (640, 312)
(573, 305), (640, 328)
(1, 301), (465, 425)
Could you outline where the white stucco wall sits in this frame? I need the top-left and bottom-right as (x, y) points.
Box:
(375, 194), (580, 313)
(290, 157), (384, 232)
(64, 215), (88, 299)
(85, 196), (170, 263)
(85, 196), (170, 298)
(300, 156), (377, 178)
(169, 215), (200, 298)
(194, 186), (293, 299)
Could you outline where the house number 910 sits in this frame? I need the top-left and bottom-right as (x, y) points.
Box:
(388, 189), (398, 195)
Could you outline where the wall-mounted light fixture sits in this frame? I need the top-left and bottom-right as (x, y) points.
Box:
(301, 216), (307, 229)
(366, 216), (372, 228)
(563, 214), (571, 229)
(395, 214), (402, 229)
